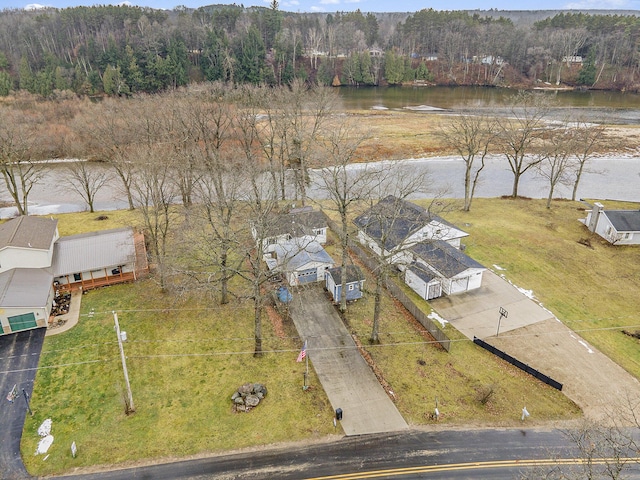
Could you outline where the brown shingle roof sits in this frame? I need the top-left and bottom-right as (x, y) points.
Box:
(0, 216), (58, 250)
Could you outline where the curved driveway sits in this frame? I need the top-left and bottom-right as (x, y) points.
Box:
(0, 328), (45, 480)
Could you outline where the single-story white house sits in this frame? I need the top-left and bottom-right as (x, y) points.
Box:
(580, 202), (640, 245)
(405, 241), (485, 297)
(325, 265), (365, 303)
(272, 239), (335, 286)
(0, 216), (148, 336)
(52, 227), (147, 290)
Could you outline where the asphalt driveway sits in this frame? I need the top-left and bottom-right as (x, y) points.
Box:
(0, 328), (46, 480)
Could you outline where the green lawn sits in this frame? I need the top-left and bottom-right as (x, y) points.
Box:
(22, 279), (336, 476)
(20, 197), (640, 475)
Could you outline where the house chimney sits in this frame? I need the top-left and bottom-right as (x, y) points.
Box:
(588, 202), (604, 232)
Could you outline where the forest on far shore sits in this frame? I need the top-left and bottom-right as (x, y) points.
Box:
(1, 4), (640, 97)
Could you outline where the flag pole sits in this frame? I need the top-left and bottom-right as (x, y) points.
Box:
(303, 340), (309, 390)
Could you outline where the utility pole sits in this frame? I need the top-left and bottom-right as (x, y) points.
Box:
(113, 312), (135, 413)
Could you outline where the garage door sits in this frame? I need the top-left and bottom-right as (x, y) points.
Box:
(8, 313), (38, 332)
(297, 268), (317, 284)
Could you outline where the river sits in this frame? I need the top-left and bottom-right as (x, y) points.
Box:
(1, 153), (637, 219)
(1, 86), (639, 218)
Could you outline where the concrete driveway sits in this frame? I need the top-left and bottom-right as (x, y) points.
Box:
(288, 286), (408, 436)
(0, 328), (46, 480)
(430, 270), (640, 423)
(430, 271), (555, 340)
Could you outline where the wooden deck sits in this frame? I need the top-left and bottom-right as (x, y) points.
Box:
(55, 271), (140, 293)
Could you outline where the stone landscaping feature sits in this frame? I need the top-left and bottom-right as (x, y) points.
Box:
(231, 383), (267, 412)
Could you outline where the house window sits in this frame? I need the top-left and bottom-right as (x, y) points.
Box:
(606, 226), (612, 236)
(623, 232), (631, 240)
(348, 284), (355, 291)
(314, 229), (324, 236)
(73, 273), (82, 281)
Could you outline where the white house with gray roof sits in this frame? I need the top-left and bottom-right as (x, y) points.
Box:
(272, 238), (334, 286)
(0, 216), (147, 336)
(353, 196), (485, 300)
(259, 206), (328, 253)
(581, 202), (640, 245)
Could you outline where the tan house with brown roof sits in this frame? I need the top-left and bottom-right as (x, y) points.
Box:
(0, 216), (148, 336)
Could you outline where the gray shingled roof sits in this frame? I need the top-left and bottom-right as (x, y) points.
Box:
(327, 265), (364, 284)
(407, 261), (438, 284)
(605, 210), (640, 232)
(0, 268), (53, 308)
(274, 240), (334, 270)
(265, 207), (326, 239)
(52, 227), (136, 277)
(0, 216), (58, 251)
(410, 241), (484, 278)
(353, 196), (462, 251)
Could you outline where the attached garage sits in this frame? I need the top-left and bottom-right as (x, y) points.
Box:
(8, 312), (37, 332)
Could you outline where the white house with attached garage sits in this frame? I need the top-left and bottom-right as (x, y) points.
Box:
(353, 196), (485, 300)
(0, 216), (148, 336)
(580, 202), (640, 245)
(271, 238), (334, 286)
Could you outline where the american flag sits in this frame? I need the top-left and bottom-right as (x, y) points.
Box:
(296, 340), (307, 362)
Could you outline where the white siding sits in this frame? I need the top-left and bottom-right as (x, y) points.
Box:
(0, 247), (51, 273)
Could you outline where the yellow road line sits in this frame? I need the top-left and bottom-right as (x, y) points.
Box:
(305, 457), (640, 479)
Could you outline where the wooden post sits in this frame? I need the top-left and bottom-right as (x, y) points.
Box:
(113, 312), (135, 413)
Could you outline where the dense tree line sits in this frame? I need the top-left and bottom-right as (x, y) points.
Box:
(1, 5), (640, 95)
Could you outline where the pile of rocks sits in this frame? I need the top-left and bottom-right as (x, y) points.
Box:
(231, 383), (268, 412)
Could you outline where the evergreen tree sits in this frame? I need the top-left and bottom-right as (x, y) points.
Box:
(577, 48), (596, 86)
(384, 50), (405, 85)
(236, 26), (266, 84)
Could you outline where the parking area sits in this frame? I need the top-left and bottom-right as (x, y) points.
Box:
(430, 270), (640, 423)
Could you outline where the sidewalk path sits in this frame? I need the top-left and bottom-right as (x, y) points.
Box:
(288, 286), (408, 436)
(46, 290), (82, 337)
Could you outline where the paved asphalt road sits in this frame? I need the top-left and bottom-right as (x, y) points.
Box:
(0, 328), (46, 480)
(56, 427), (640, 480)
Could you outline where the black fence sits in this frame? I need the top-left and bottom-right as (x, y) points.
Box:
(322, 211), (451, 352)
(473, 336), (563, 391)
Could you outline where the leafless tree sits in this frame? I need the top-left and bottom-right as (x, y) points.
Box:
(570, 118), (607, 201)
(74, 98), (139, 211)
(234, 100), (281, 357)
(130, 145), (178, 292)
(185, 83), (244, 305)
(496, 91), (552, 198)
(312, 115), (375, 312)
(61, 161), (112, 213)
(355, 166), (435, 344)
(282, 80), (339, 205)
(536, 125), (577, 208)
(0, 108), (45, 216)
(436, 113), (496, 211)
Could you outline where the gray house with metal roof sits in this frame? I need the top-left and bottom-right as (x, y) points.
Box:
(581, 202), (640, 245)
(353, 196), (468, 264)
(52, 227), (146, 291)
(325, 265), (365, 303)
(0, 216), (148, 336)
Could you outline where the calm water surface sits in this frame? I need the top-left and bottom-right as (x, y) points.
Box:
(338, 86), (640, 124)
